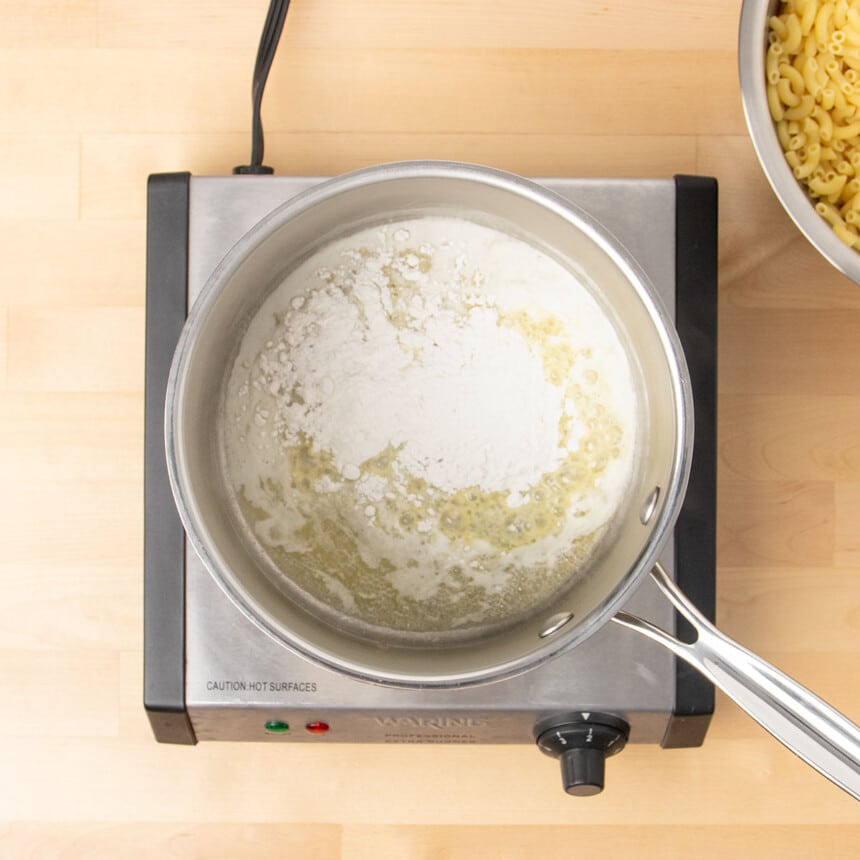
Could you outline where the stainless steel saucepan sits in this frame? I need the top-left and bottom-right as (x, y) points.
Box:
(165, 161), (860, 799)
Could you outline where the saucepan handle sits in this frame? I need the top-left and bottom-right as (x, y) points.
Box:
(612, 562), (860, 801)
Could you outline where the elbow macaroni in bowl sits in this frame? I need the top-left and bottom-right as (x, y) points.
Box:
(767, 0), (860, 248)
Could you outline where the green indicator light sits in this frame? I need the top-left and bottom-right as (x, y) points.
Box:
(264, 720), (290, 733)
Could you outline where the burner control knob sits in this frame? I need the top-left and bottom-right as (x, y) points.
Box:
(534, 713), (630, 796)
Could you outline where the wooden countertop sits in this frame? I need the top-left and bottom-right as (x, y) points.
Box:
(1, 0), (858, 856)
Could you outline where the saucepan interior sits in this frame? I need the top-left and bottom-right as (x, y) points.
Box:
(166, 161), (692, 688)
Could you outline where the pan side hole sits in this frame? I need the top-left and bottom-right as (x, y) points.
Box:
(539, 611), (574, 639)
(639, 486), (660, 525)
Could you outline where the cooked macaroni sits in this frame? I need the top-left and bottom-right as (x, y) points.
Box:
(767, 0), (860, 248)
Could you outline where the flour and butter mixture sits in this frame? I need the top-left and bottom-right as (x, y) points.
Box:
(222, 216), (640, 637)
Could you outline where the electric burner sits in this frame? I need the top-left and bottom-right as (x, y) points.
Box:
(144, 173), (717, 795)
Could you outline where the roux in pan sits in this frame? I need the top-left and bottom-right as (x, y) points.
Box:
(221, 216), (639, 637)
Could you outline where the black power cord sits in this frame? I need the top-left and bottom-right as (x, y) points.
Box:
(234, 0), (292, 175)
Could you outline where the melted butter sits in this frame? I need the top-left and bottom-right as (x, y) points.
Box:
(236, 359), (622, 634)
(500, 309), (578, 385)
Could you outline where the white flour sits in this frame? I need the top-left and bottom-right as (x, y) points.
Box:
(222, 216), (640, 636)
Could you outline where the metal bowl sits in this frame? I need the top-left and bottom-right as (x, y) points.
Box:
(739, 0), (860, 283)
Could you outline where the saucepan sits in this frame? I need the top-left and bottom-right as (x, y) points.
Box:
(164, 161), (859, 799)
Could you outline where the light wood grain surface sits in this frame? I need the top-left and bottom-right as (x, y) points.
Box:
(1, 0), (858, 856)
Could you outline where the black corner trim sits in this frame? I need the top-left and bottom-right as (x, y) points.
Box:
(144, 172), (197, 745)
(662, 175), (718, 749)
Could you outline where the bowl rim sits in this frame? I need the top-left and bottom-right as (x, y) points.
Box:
(738, 0), (860, 284)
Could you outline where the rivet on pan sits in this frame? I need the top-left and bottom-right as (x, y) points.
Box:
(539, 611), (574, 639)
(640, 486), (661, 525)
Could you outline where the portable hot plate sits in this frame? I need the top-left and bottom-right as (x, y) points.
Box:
(144, 172), (717, 795)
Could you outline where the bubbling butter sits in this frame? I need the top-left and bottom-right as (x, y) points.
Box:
(221, 216), (640, 637)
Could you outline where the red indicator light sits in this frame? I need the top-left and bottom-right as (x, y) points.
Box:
(305, 720), (330, 734)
